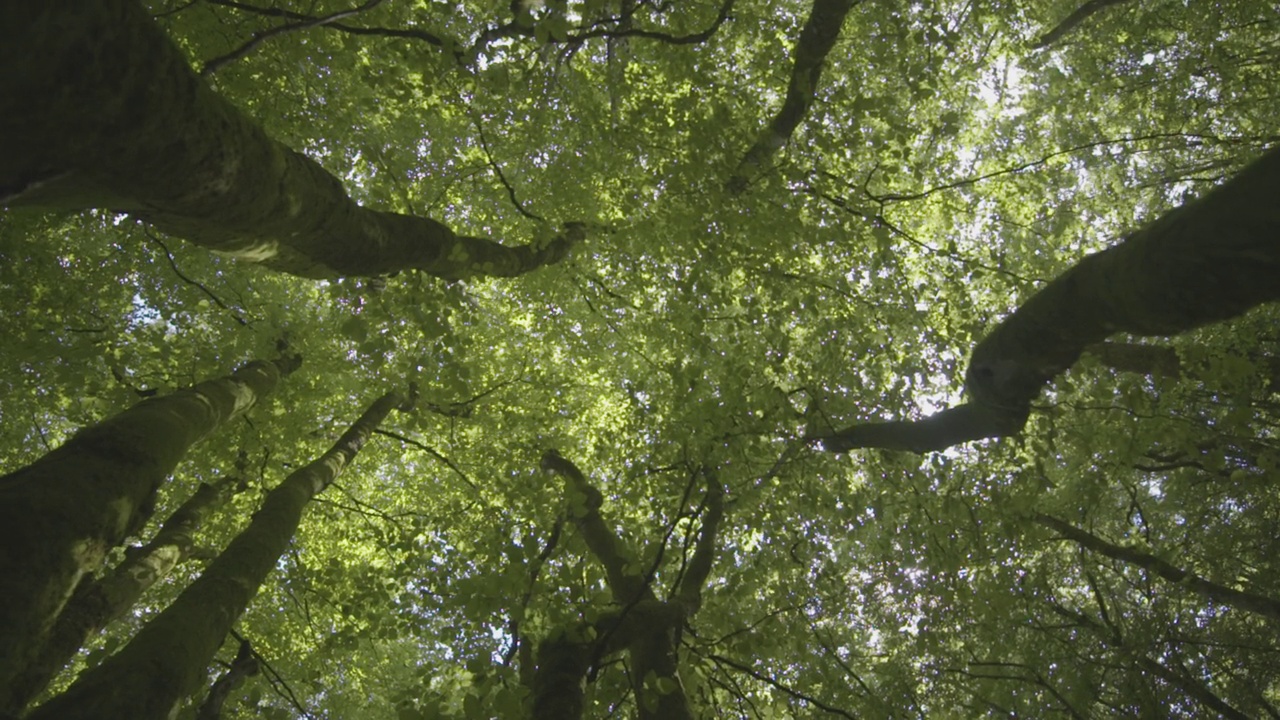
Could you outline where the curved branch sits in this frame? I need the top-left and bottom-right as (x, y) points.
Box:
(819, 402), (1025, 453)
(822, 144), (1280, 453)
(2, 2), (584, 280)
(201, 0), (387, 76)
(541, 450), (645, 602)
(675, 471), (724, 611)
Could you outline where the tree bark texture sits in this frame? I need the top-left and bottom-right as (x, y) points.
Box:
(7, 476), (240, 714)
(0, 358), (290, 710)
(27, 391), (406, 720)
(0, 2), (580, 280)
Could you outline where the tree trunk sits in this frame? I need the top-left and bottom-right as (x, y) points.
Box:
(0, 2), (582, 280)
(0, 358), (294, 709)
(27, 391), (407, 720)
(7, 475), (242, 713)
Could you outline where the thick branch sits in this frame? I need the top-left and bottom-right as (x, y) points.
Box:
(1, 2), (583, 280)
(820, 402), (1025, 453)
(728, 0), (860, 192)
(1035, 513), (1280, 621)
(966, 144), (1280, 410)
(824, 144), (1280, 453)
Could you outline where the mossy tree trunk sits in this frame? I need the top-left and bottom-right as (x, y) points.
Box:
(7, 472), (245, 714)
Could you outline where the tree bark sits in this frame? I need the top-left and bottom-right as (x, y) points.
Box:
(822, 144), (1280, 453)
(0, 2), (582, 280)
(6, 475), (242, 714)
(196, 639), (259, 720)
(27, 390), (408, 720)
(0, 357), (294, 710)
(1032, 0), (1136, 49)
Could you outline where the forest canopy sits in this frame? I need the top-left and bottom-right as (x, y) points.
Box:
(1, 0), (1279, 718)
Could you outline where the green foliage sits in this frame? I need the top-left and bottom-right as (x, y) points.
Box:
(4, 0), (1280, 716)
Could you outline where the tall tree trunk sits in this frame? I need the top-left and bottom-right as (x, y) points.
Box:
(27, 391), (409, 720)
(0, 357), (295, 709)
(0, 2), (583, 280)
(7, 473), (243, 714)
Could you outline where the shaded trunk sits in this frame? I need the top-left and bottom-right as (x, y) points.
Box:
(0, 358), (293, 710)
(196, 639), (258, 720)
(28, 391), (406, 720)
(0, 2), (581, 280)
(7, 475), (241, 713)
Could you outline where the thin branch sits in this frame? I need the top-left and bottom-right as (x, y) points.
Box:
(471, 116), (546, 222)
(143, 230), (248, 325)
(374, 429), (479, 492)
(707, 653), (857, 719)
(1036, 513), (1280, 621)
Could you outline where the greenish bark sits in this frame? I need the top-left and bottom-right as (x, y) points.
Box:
(728, 0), (860, 193)
(0, 358), (292, 710)
(823, 144), (1280, 453)
(27, 391), (407, 720)
(531, 632), (592, 720)
(0, 1), (581, 280)
(8, 475), (241, 714)
(195, 639), (258, 720)
(1032, 0), (1136, 49)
